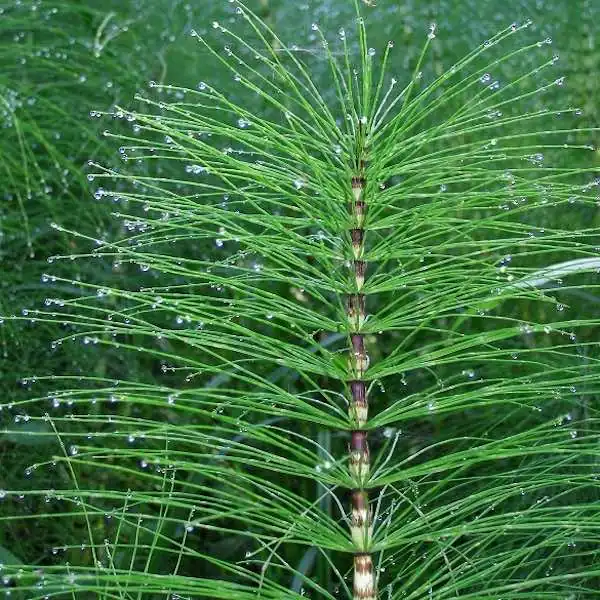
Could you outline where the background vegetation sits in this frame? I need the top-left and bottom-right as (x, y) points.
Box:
(1, 0), (598, 598)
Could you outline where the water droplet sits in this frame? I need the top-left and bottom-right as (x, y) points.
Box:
(185, 164), (207, 175)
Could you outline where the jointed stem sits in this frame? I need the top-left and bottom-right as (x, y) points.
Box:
(347, 140), (376, 599)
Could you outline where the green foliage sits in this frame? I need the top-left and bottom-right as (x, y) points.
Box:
(0, 0), (206, 567)
(1, 0), (600, 599)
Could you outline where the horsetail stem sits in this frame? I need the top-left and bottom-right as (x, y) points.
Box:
(347, 133), (375, 600)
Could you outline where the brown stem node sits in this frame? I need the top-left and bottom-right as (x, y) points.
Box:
(347, 294), (366, 329)
(350, 228), (364, 259)
(349, 430), (370, 482)
(354, 260), (366, 290)
(353, 553), (376, 600)
(349, 334), (369, 378)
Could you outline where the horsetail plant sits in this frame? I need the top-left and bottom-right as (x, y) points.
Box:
(3, 1), (600, 598)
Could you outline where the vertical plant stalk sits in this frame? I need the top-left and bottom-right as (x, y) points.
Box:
(347, 132), (375, 600)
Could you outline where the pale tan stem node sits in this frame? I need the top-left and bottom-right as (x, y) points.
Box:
(353, 553), (376, 600)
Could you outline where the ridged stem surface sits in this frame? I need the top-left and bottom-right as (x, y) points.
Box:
(347, 156), (375, 600)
